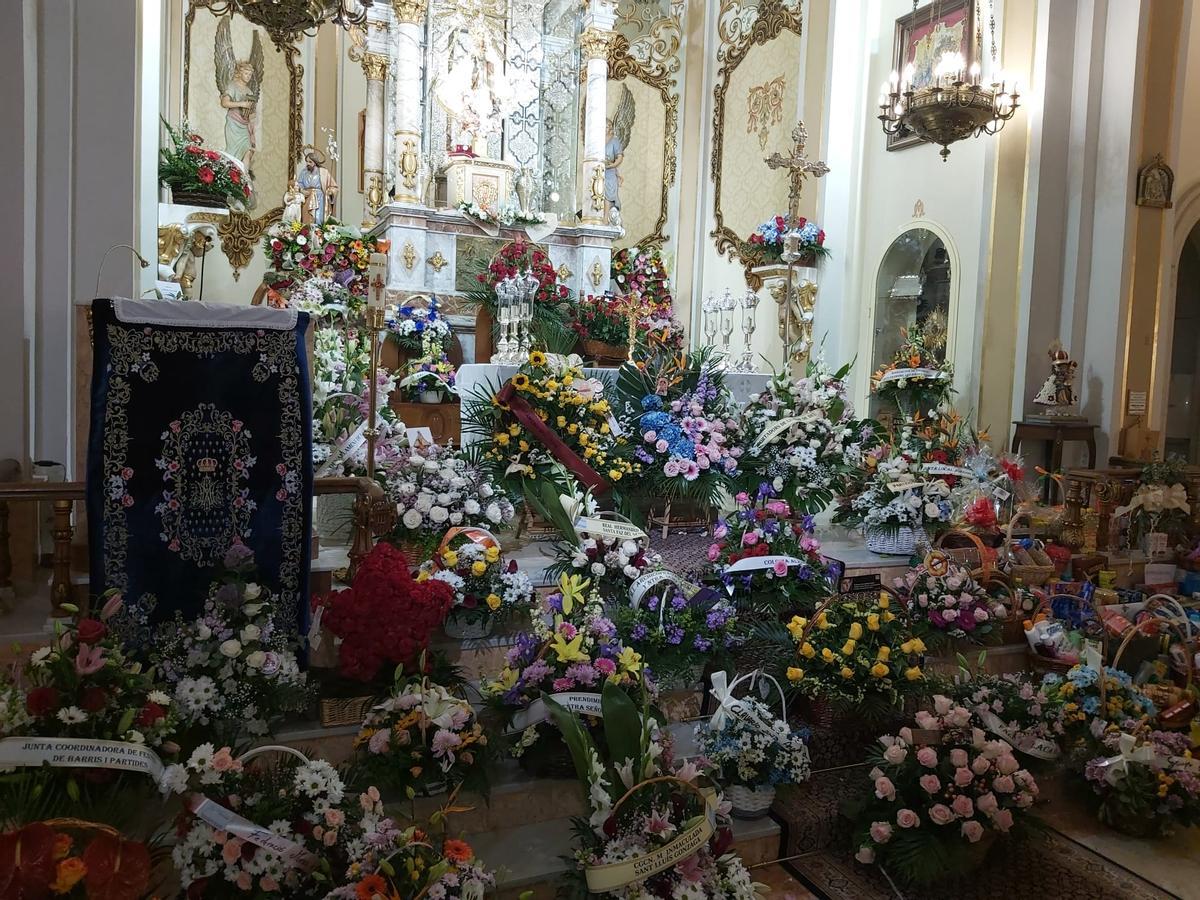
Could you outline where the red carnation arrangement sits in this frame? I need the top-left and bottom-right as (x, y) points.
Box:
(316, 543), (453, 683)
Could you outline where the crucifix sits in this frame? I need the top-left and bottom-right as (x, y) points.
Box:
(365, 250), (390, 480)
(764, 121), (829, 370)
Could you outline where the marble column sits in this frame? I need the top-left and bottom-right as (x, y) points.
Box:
(579, 25), (613, 225)
(392, 0), (427, 205)
(361, 51), (390, 228)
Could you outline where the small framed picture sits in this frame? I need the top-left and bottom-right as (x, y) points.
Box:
(888, 0), (977, 152)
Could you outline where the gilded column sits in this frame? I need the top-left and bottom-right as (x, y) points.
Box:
(579, 25), (613, 225)
(392, 0), (427, 205)
(361, 51), (390, 228)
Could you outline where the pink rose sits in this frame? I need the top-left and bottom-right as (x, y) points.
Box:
(976, 792), (999, 815)
(743, 532), (759, 546)
(869, 821), (893, 843)
(735, 492), (750, 505)
(895, 808), (920, 829)
(874, 776), (896, 801)
(993, 775), (1015, 794)
(210, 748), (237, 772)
(261, 877), (280, 892)
(961, 819), (985, 843)
(992, 808), (1014, 832)
(949, 748), (968, 768)
(324, 809), (345, 827)
(772, 558), (789, 576)
(898, 727), (914, 745)
(855, 845), (876, 864)
(236, 871), (253, 891)
(996, 754), (1020, 775)
(914, 711), (937, 730)
(1014, 791), (1034, 808)
(883, 744), (907, 765)
(951, 795), (974, 818)
(222, 837), (244, 865)
(954, 767), (974, 787)
(948, 707), (972, 728)
(933, 695), (953, 715)
(916, 747), (938, 768)
(929, 804), (955, 825)
(919, 774), (941, 793)
(707, 544), (721, 562)
(971, 755), (991, 776)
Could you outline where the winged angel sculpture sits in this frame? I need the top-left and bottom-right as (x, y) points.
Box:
(215, 17), (264, 174)
(605, 83), (635, 228)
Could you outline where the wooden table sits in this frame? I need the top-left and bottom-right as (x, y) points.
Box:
(1011, 420), (1097, 501)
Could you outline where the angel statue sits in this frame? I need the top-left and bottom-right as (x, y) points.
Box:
(605, 84), (635, 225)
(215, 17), (264, 174)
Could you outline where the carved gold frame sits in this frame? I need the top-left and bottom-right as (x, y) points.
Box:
(607, 32), (678, 249)
(182, 1), (305, 279)
(710, 0), (803, 286)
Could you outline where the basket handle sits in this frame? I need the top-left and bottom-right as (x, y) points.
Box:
(435, 526), (501, 568)
(1110, 613), (1195, 693)
(922, 549), (952, 577)
(237, 744), (311, 767)
(719, 669), (788, 725)
(934, 528), (993, 575)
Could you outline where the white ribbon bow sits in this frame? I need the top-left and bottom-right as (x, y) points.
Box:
(1114, 483), (1191, 518)
(1098, 732), (1162, 785)
(707, 671), (785, 745)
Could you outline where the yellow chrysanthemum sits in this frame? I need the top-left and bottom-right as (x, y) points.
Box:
(471, 560), (487, 576)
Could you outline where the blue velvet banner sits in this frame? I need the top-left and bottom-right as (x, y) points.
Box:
(87, 298), (312, 644)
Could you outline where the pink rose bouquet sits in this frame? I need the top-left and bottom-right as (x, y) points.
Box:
(847, 694), (1040, 885)
(893, 557), (1008, 651)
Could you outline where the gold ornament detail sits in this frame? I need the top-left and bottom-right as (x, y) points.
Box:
(399, 137), (419, 189)
(362, 51), (389, 82)
(606, 32), (678, 248)
(589, 164), (606, 213)
(402, 241), (418, 272)
(392, 0), (427, 25)
(589, 258), (605, 288)
(580, 26), (615, 61)
(556, 263), (573, 281)
(428, 251), (449, 273)
(191, 207), (283, 281)
(769, 278), (817, 364)
(710, 0), (803, 282)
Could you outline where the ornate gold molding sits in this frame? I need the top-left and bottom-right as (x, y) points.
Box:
(556, 263), (573, 281)
(580, 26), (615, 61)
(607, 31), (678, 249)
(710, 0), (803, 286)
(392, 0), (427, 25)
(428, 251), (448, 273)
(589, 257), (605, 289)
(191, 207), (284, 281)
(402, 241), (418, 272)
(398, 136), (419, 189)
(362, 51), (389, 82)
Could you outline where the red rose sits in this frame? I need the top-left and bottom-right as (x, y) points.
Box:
(229, 168), (241, 184)
(137, 701), (167, 727)
(243, 184), (251, 197)
(26, 686), (59, 717)
(76, 618), (107, 644)
(81, 686), (109, 713)
(198, 166), (215, 184)
(817, 229), (826, 244)
(185, 145), (204, 155)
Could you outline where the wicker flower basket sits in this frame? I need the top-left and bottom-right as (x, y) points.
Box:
(727, 784), (776, 819)
(866, 525), (927, 557)
(580, 338), (629, 367)
(168, 187), (228, 208)
(444, 610), (495, 640)
(999, 512), (1056, 586)
(318, 694), (374, 728)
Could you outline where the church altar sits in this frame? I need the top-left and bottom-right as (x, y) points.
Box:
(455, 362), (772, 444)
(370, 204), (619, 300)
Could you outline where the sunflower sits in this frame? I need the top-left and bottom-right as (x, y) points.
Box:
(512, 373), (530, 390)
(528, 350), (547, 366)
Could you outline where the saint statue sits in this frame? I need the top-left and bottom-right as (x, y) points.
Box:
(214, 17), (264, 174)
(1033, 342), (1079, 414)
(282, 179), (305, 224)
(297, 150), (338, 225)
(435, 20), (514, 156)
(605, 84), (635, 227)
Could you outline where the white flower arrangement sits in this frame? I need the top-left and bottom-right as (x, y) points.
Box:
(695, 696), (811, 789)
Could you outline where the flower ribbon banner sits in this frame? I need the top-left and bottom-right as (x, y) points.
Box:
(878, 367), (947, 384)
(921, 463), (977, 479)
(188, 794), (318, 872)
(629, 570), (700, 608)
(750, 416), (803, 453)
(507, 691), (604, 734)
(724, 555), (803, 574)
(584, 787), (718, 892)
(707, 672), (787, 747)
(496, 380), (611, 495)
(573, 516), (647, 542)
(976, 711), (1060, 761)
(0, 736), (166, 779)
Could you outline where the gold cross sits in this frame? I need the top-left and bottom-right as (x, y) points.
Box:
(371, 273), (386, 309)
(765, 121), (830, 225)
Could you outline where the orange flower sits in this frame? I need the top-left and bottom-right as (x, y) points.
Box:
(50, 857), (87, 894)
(908, 354), (921, 366)
(51, 833), (73, 860)
(355, 874), (389, 900)
(443, 838), (473, 863)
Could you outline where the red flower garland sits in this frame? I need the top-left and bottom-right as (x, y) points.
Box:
(316, 543), (452, 683)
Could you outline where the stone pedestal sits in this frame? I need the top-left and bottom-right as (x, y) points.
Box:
(443, 155), (516, 210)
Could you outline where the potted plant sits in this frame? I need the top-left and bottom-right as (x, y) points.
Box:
(159, 120), (253, 211)
(694, 674), (811, 818)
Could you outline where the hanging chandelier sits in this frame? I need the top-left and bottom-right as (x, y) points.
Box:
(877, 0), (1019, 160)
(205, 0), (373, 48)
